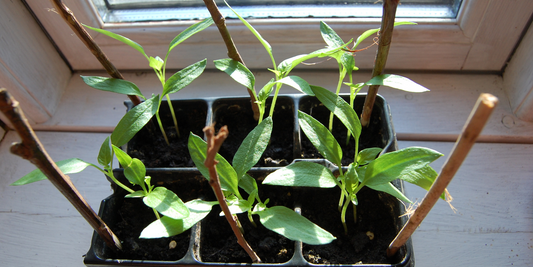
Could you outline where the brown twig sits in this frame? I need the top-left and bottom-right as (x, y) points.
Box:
(387, 93), (499, 258)
(0, 88), (122, 251)
(203, 124), (261, 263)
(360, 0), (399, 127)
(50, 0), (142, 106)
(203, 0), (260, 121)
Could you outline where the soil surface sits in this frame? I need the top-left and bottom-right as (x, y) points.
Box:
(199, 181), (296, 263)
(214, 97), (294, 167)
(298, 186), (403, 264)
(102, 174), (212, 261)
(299, 96), (389, 165)
(128, 100), (208, 167)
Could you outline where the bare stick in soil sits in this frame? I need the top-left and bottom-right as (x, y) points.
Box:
(203, 124), (262, 263)
(203, 0), (260, 121)
(0, 88), (122, 251)
(387, 93), (499, 258)
(360, 0), (399, 127)
(50, 0), (142, 106)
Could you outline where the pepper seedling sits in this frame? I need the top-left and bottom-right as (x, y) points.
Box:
(81, 18), (213, 144)
(263, 86), (448, 234)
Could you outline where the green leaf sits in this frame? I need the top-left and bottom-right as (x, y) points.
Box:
(310, 85), (361, 141)
(112, 145), (146, 186)
(277, 44), (348, 74)
(239, 174), (258, 195)
(222, 198), (253, 215)
(80, 76), (145, 99)
(163, 59), (207, 96)
(363, 147), (443, 186)
(140, 199), (217, 238)
(357, 147), (383, 166)
(97, 136), (112, 167)
(263, 161), (337, 188)
(366, 74), (430, 93)
(111, 94), (159, 147)
(320, 21), (345, 48)
(83, 24), (148, 59)
(258, 79), (276, 102)
(187, 133), (241, 198)
(353, 21), (416, 50)
(149, 56), (164, 72)
(367, 182), (411, 204)
(399, 164), (445, 200)
(125, 190), (146, 198)
(11, 158), (94, 186)
(214, 58), (255, 90)
(345, 163), (358, 195)
(233, 117), (273, 179)
(254, 206), (336, 245)
(225, 1), (273, 66)
(168, 18), (214, 53)
(144, 187), (189, 220)
(277, 76), (313, 96)
(298, 111), (342, 166)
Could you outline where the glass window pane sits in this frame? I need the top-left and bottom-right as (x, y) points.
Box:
(91, 0), (462, 23)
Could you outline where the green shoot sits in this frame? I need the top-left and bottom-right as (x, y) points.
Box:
(81, 18), (213, 144)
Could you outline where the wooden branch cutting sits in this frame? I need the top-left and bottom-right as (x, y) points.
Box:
(387, 93), (499, 257)
(203, 124), (261, 263)
(50, 0), (142, 106)
(0, 88), (122, 251)
(360, 0), (399, 127)
(203, 0), (261, 121)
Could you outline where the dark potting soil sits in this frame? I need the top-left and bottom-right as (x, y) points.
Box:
(199, 182), (295, 263)
(299, 96), (387, 166)
(214, 97), (294, 167)
(128, 100), (208, 167)
(298, 186), (402, 264)
(104, 174), (213, 261)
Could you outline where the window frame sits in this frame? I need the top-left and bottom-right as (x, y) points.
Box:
(26, 0), (533, 72)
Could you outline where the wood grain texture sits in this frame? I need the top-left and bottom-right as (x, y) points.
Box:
(398, 141), (533, 267)
(0, 0), (71, 124)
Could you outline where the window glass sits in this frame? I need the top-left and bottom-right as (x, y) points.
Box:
(91, 0), (462, 23)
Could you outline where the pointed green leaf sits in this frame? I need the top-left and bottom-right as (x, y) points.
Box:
(277, 76), (313, 96)
(97, 136), (112, 167)
(233, 117), (273, 179)
(111, 94), (159, 147)
(345, 163), (358, 195)
(239, 174), (258, 195)
(263, 161), (337, 188)
(399, 164), (446, 200)
(83, 24), (148, 59)
(149, 56), (164, 71)
(366, 74), (430, 93)
(112, 145), (145, 186)
(11, 158), (94, 186)
(255, 206), (336, 245)
(80, 76), (145, 99)
(125, 190), (146, 198)
(168, 18), (214, 53)
(277, 44), (348, 74)
(320, 21), (345, 47)
(144, 187), (189, 220)
(258, 79), (276, 102)
(363, 147), (443, 186)
(353, 21), (416, 50)
(298, 111), (342, 166)
(140, 199), (217, 238)
(221, 198), (253, 215)
(163, 59), (207, 95)
(367, 182), (411, 203)
(310, 85), (361, 141)
(214, 58), (255, 90)
(187, 133), (241, 198)
(357, 147), (383, 166)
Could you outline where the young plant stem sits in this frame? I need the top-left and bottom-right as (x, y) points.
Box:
(0, 88), (122, 251)
(165, 95), (180, 138)
(155, 112), (170, 145)
(203, 125), (261, 263)
(203, 0), (260, 121)
(329, 62), (346, 131)
(268, 83), (283, 118)
(51, 0), (142, 106)
(387, 93), (499, 258)
(360, 0), (399, 127)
